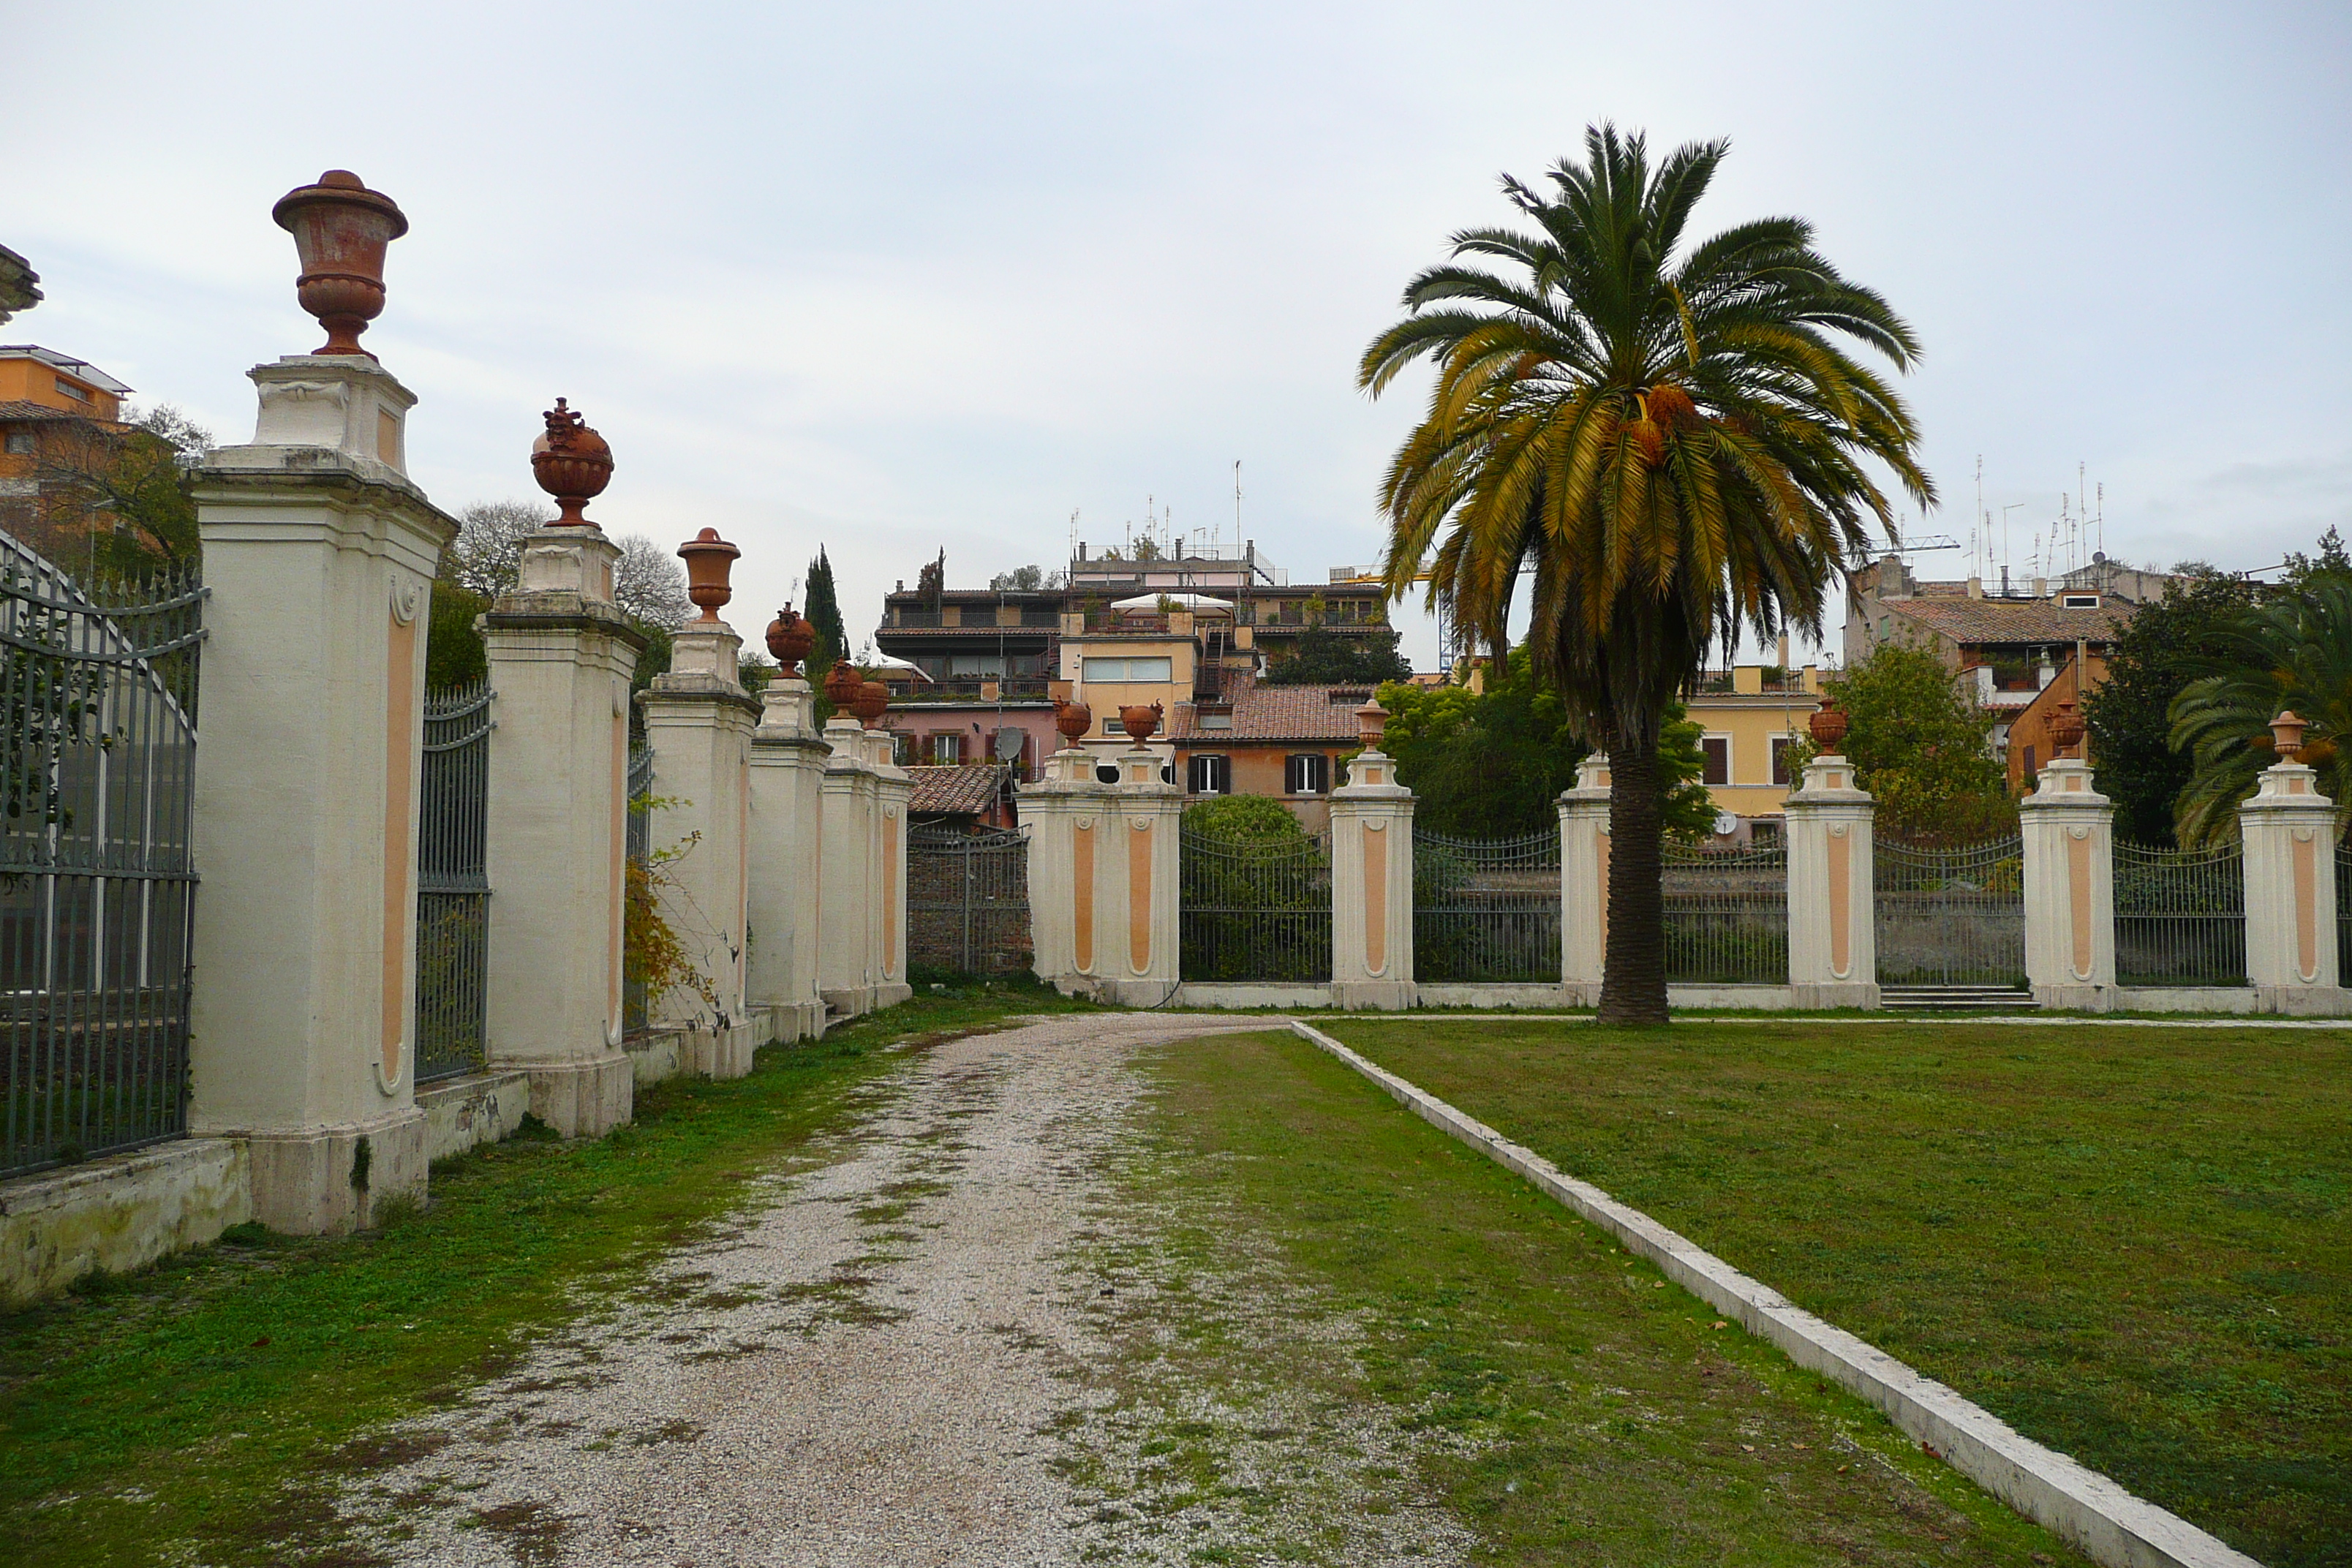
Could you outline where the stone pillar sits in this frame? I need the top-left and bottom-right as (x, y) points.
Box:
(1022, 745), (1117, 995)
(747, 675), (829, 1042)
(1556, 758), (1610, 1005)
(2239, 716), (2345, 1013)
(1330, 728), (1415, 1011)
(481, 522), (644, 1134)
(2021, 756), (2116, 1011)
(1104, 745), (1183, 1005)
(186, 350), (451, 1233)
(867, 726), (915, 1009)
(638, 614), (761, 1076)
(1782, 754), (1880, 1009)
(818, 716), (879, 1017)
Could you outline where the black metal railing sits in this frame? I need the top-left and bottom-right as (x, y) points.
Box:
(1413, 827), (1559, 982)
(1179, 824), (1330, 983)
(907, 826), (1030, 974)
(0, 549), (203, 1177)
(415, 683), (492, 1082)
(1874, 834), (2026, 987)
(622, 744), (652, 1037)
(2114, 840), (2245, 987)
(1662, 841), (1788, 984)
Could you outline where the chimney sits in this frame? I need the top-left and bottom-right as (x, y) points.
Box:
(2032, 576), (2047, 598)
(2000, 565), (2010, 597)
(1775, 633), (1790, 669)
(1966, 575), (1982, 598)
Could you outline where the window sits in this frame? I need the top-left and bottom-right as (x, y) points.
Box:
(946, 653), (1005, 678)
(1195, 709), (1233, 731)
(1770, 736), (1794, 787)
(892, 732), (916, 766)
(1083, 656), (1172, 683)
(1286, 753), (1330, 794)
(3, 431), (31, 455)
(2062, 594), (2099, 608)
(1188, 754), (1231, 794)
(1700, 736), (1731, 786)
(930, 731), (963, 764)
(53, 377), (90, 403)
(2021, 744), (2038, 777)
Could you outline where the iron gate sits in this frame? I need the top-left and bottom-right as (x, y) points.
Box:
(2114, 840), (2244, 986)
(623, 743), (652, 1037)
(907, 826), (1031, 975)
(1874, 834), (2026, 987)
(1662, 841), (1789, 984)
(0, 549), (203, 1177)
(1412, 826), (1559, 982)
(1179, 824), (1331, 984)
(415, 682), (491, 1082)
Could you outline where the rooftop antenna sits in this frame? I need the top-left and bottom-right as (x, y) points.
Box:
(1975, 455), (1984, 578)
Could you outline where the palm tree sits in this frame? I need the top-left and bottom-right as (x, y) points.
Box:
(2169, 573), (2352, 845)
(1362, 127), (1932, 1023)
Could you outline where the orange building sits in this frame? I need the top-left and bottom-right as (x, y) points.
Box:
(2005, 651), (2108, 790)
(0, 345), (135, 550)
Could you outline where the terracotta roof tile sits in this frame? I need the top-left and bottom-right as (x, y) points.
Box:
(1880, 596), (2136, 645)
(1170, 672), (1371, 742)
(906, 763), (1012, 816)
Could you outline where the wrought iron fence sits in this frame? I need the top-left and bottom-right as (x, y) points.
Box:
(908, 826), (1031, 975)
(415, 683), (492, 1082)
(2114, 839), (2244, 987)
(1413, 827), (1559, 982)
(1874, 834), (2026, 987)
(0, 547), (203, 1177)
(1180, 823), (1330, 983)
(1661, 841), (1788, 984)
(623, 744), (652, 1037)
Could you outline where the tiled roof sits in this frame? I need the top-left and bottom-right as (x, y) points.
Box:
(906, 763), (1012, 816)
(0, 400), (85, 422)
(1169, 672), (1371, 742)
(1880, 595), (2136, 645)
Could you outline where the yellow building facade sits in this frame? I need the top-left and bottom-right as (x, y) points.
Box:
(1683, 665), (1823, 831)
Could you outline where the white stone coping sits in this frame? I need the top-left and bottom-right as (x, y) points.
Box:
(1284, 1018), (2264, 1568)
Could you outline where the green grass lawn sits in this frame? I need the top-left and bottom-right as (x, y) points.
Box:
(0, 987), (1090, 1568)
(1123, 1028), (2087, 1566)
(1327, 1017), (2351, 1568)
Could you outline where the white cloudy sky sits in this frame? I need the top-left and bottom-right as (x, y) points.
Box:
(10, 1), (2350, 668)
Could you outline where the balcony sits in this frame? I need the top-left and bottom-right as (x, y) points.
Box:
(892, 677), (1050, 704)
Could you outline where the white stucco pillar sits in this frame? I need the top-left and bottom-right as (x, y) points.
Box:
(1022, 745), (1116, 995)
(187, 353), (451, 1233)
(1330, 736), (1415, 1010)
(2021, 756), (2116, 1011)
(747, 675), (829, 1042)
(481, 525), (643, 1134)
(1104, 745), (1183, 1005)
(868, 727), (914, 1010)
(818, 716), (879, 1017)
(2239, 723), (2346, 1014)
(1782, 754), (1880, 1009)
(1557, 758), (1610, 1005)
(638, 618), (761, 1075)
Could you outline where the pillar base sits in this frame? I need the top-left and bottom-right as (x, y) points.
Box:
(2031, 983), (2115, 1014)
(821, 984), (876, 1019)
(241, 1107), (427, 1235)
(509, 1053), (633, 1139)
(682, 1020), (760, 1079)
(760, 999), (828, 1044)
(1331, 980), (1417, 1011)
(2253, 984), (2352, 1017)
(872, 981), (913, 1011)
(1791, 982), (1882, 1011)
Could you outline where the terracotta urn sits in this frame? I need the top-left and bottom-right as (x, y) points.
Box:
(2270, 709), (2310, 761)
(765, 604), (815, 676)
(852, 679), (890, 725)
(676, 527), (739, 622)
(529, 398), (613, 526)
(2048, 698), (2087, 758)
(1118, 701), (1163, 745)
(1808, 694), (1848, 750)
(1356, 700), (1389, 751)
(271, 170), (407, 357)
(823, 660), (864, 709)
(1053, 696), (1092, 742)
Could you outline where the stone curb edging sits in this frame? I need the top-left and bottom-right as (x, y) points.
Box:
(1284, 1019), (2264, 1568)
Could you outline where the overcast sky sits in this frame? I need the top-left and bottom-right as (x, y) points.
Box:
(11, 1), (2350, 668)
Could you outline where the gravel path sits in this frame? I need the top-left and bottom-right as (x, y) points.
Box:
(336, 1014), (1472, 1568)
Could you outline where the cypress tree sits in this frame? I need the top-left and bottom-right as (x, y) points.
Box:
(804, 547), (848, 676)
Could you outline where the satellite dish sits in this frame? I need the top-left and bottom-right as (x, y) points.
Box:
(992, 728), (1024, 761)
(1712, 810), (1740, 837)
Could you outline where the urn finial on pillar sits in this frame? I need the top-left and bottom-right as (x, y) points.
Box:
(677, 528), (739, 622)
(271, 170), (408, 358)
(530, 399), (614, 527)
(765, 606), (815, 676)
(2270, 709), (2310, 761)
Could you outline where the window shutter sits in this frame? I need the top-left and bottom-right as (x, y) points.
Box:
(1702, 736), (1730, 786)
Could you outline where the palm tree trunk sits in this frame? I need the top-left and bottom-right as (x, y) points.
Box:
(1599, 725), (1671, 1025)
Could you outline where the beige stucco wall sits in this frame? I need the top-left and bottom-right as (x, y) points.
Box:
(1, 1140), (251, 1307)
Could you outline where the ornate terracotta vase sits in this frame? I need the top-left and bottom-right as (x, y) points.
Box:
(1052, 697), (1092, 742)
(1808, 695), (1848, 750)
(2270, 709), (2310, 761)
(529, 398), (613, 526)
(271, 170), (407, 357)
(676, 528), (739, 622)
(852, 680), (890, 725)
(1356, 700), (1389, 752)
(1118, 702), (1163, 745)
(765, 605), (815, 676)
(823, 660), (864, 708)
(2048, 698), (2086, 758)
